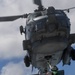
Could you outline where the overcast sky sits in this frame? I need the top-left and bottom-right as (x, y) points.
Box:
(0, 0), (75, 75)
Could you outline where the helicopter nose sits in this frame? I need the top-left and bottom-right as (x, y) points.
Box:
(46, 23), (56, 32)
(47, 14), (57, 24)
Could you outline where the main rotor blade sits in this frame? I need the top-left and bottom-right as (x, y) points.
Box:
(62, 7), (75, 12)
(33, 0), (42, 6)
(63, 7), (75, 11)
(0, 14), (28, 22)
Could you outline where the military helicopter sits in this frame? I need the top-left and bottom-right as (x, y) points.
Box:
(0, 0), (75, 75)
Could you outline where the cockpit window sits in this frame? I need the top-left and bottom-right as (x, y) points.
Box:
(26, 14), (33, 23)
(34, 12), (42, 17)
(55, 10), (66, 16)
(26, 12), (42, 24)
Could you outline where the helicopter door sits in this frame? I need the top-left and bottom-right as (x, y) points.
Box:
(25, 25), (31, 40)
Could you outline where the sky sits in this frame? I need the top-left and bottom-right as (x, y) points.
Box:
(0, 0), (75, 75)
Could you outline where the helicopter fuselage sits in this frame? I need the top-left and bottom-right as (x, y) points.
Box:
(24, 9), (71, 71)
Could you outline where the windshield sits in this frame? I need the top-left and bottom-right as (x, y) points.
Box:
(26, 12), (43, 24)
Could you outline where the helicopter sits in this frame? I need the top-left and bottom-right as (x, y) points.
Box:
(0, 0), (75, 75)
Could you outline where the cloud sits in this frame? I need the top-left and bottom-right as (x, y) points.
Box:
(0, 0), (28, 60)
(0, 19), (26, 59)
(0, 61), (38, 75)
(0, 62), (26, 75)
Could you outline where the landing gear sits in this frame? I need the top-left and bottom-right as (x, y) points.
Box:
(23, 40), (32, 67)
(24, 56), (30, 67)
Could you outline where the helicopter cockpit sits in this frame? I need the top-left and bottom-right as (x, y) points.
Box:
(26, 11), (46, 24)
(25, 7), (70, 42)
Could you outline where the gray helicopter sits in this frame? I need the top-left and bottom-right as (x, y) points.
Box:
(0, 0), (75, 75)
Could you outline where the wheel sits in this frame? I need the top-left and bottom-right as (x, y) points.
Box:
(24, 56), (30, 67)
(71, 50), (75, 60)
(23, 40), (31, 50)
